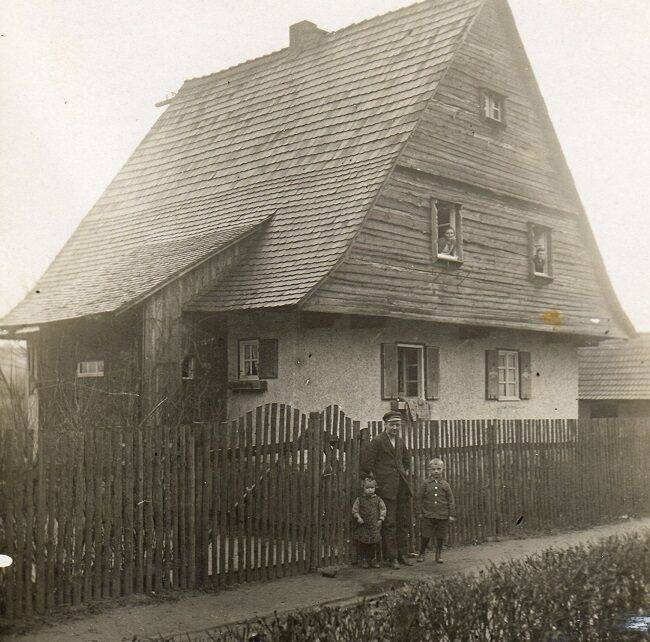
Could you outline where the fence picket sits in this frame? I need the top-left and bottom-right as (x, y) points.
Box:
(1, 410), (649, 620)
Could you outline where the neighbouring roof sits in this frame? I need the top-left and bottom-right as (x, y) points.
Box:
(1, 0), (484, 328)
(579, 334), (650, 400)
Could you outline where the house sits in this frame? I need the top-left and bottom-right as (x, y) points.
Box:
(578, 334), (650, 419)
(0, 0), (634, 426)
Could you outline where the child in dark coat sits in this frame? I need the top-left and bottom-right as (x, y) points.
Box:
(417, 458), (456, 563)
(352, 477), (387, 568)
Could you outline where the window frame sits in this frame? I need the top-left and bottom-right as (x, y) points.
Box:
(431, 198), (464, 265)
(528, 222), (553, 282)
(238, 338), (260, 381)
(181, 355), (196, 381)
(480, 88), (507, 125)
(396, 343), (425, 399)
(76, 360), (105, 378)
(496, 349), (520, 401)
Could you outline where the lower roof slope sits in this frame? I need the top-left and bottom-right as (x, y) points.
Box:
(579, 334), (650, 400)
(1, 0), (483, 328)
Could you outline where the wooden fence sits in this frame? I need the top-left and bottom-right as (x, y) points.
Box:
(1, 406), (649, 619)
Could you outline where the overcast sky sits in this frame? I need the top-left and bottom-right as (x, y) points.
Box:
(1, 0), (649, 331)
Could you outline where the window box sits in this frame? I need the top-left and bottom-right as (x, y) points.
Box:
(228, 379), (268, 393)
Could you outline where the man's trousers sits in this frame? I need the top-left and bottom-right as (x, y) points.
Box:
(380, 481), (411, 560)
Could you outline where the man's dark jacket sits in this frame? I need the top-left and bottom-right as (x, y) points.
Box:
(360, 431), (412, 500)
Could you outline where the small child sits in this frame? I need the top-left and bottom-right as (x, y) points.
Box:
(352, 477), (387, 568)
(417, 458), (456, 563)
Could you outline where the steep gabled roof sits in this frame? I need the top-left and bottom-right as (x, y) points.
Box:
(579, 335), (650, 400)
(1, 0), (484, 328)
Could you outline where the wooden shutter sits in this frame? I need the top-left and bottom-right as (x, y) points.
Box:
(425, 346), (440, 400)
(430, 199), (439, 262)
(519, 351), (532, 399)
(485, 350), (499, 400)
(258, 339), (278, 379)
(381, 343), (398, 400)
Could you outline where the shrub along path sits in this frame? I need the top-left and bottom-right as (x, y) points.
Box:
(6, 518), (649, 642)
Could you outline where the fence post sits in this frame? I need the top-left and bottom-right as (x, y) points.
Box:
(308, 412), (322, 571)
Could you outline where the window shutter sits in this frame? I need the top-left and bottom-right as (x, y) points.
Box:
(425, 346), (440, 400)
(485, 350), (499, 400)
(381, 343), (398, 400)
(519, 351), (532, 399)
(258, 339), (278, 379)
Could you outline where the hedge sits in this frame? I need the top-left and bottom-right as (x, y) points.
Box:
(198, 532), (649, 642)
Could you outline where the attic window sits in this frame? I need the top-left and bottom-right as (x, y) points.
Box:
(77, 360), (104, 378)
(481, 89), (506, 124)
(528, 223), (553, 281)
(181, 356), (195, 381)
(431, 199), (463, 263)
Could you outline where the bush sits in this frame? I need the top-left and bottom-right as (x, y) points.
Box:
(204, 532), (649, 641)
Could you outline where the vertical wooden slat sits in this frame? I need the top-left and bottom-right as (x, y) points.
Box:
(153, 424), (164, 593)
(299, 412), (309, 573)
(34, 432), (46, 614)
(134, 428), (144, 594)
(217, 419), (228, 589)
(102, 429), (113, 600)
(187, 426), (196, 589)
(178, 424), (187, 590)
(22, 429), (35, 617)
(162, 422), (172, 590)
(144, 424), (154, 594)
(71, 432), (85, 606)
(268, 404), (279, 579)
(123, 427), (134, 596)
(236, 415), (246, 585)
(201, 423), (212, 587)
(252, 406), (263, 582)
(112, 429), (123, 598)
(244, 411), (254, 582)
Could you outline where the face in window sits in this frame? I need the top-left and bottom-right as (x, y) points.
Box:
(533, 247), (547, 273)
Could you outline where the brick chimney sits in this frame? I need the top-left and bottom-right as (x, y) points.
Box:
(289, 20), (328, 49)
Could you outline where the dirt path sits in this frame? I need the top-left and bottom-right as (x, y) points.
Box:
(5, 518), (649, 642)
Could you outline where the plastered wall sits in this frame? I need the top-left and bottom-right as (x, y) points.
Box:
(226, 310), (579, 422)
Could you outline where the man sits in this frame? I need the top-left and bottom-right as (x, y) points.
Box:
(360, 410), (413, 569)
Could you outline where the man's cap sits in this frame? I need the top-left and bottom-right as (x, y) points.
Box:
(382, 410), (402, 423)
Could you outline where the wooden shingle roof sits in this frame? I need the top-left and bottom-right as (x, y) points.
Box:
(1, 0), (483, 328)
(579, 335), (650, 400)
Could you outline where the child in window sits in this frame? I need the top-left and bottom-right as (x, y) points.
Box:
(352, 477), (387, 569)
(417, 458), (456, 563)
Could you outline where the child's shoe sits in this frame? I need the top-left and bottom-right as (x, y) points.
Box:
(360, 560), (369, 569)
(435, 557), (443, 564)
(416, 554), (425, 563)
(371, 560), (381, 568)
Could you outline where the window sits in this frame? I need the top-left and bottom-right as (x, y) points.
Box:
(431, 199), (463, 262)
(485, 350), (531, 401)
(77, 360), (104, 378)
(481, 89), (506, 124)
(497, 350), (519, 400)
(397, 344), (424, 398)
(381, 343), (440, 400)
(238, 339), (259, 380)
(181, 355), (195, 381)
(529, 223), (553, 279)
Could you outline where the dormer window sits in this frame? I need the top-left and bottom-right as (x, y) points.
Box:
(481, 89), (506, 124)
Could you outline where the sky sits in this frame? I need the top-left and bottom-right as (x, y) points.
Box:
(1, 0), (649, 331)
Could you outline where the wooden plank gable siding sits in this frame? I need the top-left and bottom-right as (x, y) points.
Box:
(399, 0), (574, 211)
(306, 168), (626, 338)
(306, 0), (625, 339)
